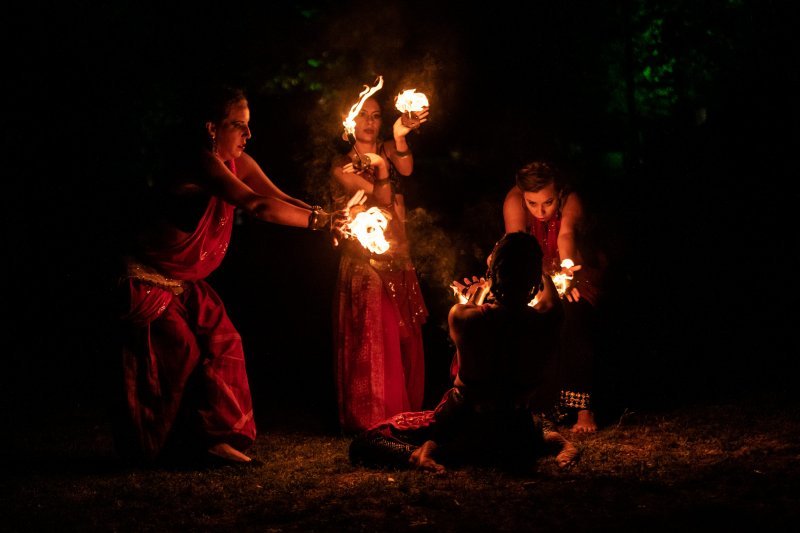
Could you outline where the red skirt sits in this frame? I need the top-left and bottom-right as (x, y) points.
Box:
(335, 252), (428, 433)
(120, 278), (256, 459)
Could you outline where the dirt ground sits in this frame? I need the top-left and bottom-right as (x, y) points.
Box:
(4, 388), (799, 532)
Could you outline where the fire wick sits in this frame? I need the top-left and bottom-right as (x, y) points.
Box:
(346, 131), (361, 153)
(346, 131), (369, 172)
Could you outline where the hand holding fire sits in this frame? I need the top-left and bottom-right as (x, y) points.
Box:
(336, 189), (393, 255)
(450, 276), (492, 305)
(394, 107), (429, 138)
(394, 89), (430, 137)
(328, 191), (366, 247)
(343, 152), (388, 177)
(554, 258), (583, 302)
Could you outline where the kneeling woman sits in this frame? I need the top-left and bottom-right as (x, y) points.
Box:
(349, 232), (578, 472)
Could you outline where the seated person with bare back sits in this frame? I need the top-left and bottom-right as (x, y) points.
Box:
(349, 232), (578, 472)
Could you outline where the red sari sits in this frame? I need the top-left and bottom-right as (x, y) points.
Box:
(332, 160), (428, 433)
(120, 160), (255, 459)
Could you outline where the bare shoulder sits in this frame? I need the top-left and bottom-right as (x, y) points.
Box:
(504, 185), (522, 203)
(561, 190), (584, 219)
(233, 152), (260, 176)
(448, 303), (484, 328)
(503, 185), (526, 232)
(563, 190), (583, 209)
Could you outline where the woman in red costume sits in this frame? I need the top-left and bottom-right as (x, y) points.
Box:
(330, 96), (430, 433)
(503, 160), (606, 433)
(118, 86), (342, 465)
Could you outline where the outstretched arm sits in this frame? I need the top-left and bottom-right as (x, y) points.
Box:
(557, 191), (583, 264)
(557, 192), (587, 302)
(199, 151), (316, 228)
(235, 152), (313, 209)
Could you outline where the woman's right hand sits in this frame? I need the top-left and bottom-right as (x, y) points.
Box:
(343, 152), (387, 175)
(559, 263), (582, 302)
(450, 276), (491, 305)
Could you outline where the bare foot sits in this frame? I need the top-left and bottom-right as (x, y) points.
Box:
(409, 440), (445, 473)
(208, 443), (252, 463)
(544, 430), (579, 468)
(570, 409), (597, 433)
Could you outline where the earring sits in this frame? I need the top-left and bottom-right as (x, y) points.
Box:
(209, 134), (217, 154)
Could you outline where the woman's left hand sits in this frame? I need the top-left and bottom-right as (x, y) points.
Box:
(330, 208), (351, 246)
(393, 106), (429, 138)
(560, 263), (582, 302)
(565, 286), (581, 303)
(450, 276), (490, 304)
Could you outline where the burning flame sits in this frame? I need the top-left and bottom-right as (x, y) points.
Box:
(551, 273), (571, 297)
(455, 258), (578, 308)
(450, 283), (470, 304)
(395, 89), (429, 114)
(530, 259), (576, 306)
(343, 76), (384, 137)
(344, 207), (391, 255)
(550, 258), (576, 299)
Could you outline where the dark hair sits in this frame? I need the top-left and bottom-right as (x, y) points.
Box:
(183, 85), (248, 153)
(201, 85), (248, 125)
(362, 96), (387, 139)
(488, 232), (544, 306)
(515, 160), (562, 193)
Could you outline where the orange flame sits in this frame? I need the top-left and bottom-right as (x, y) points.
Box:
(343, 76), (384, 137)
(395, 89), (429, 113)
(551, 258), (576, 298)
(450, 283), (470, 304)
(530, 259), (576, 305)
(345, 207), (391, 254)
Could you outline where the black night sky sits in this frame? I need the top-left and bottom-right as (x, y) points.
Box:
(7, 0), (798, 430)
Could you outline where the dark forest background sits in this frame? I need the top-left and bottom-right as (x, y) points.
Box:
(6, 0), (797, 430)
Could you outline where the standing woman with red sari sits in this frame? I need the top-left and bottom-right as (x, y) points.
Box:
(330, 96), (430, 433)
(118, 86), (341, 464)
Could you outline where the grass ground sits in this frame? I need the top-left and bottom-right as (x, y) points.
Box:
(4, 390), (799, 532)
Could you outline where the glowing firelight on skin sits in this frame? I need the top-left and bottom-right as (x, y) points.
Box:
(552, 258), (575, 297)
(449, 279), (490, 305)
(395, 89), (429, 114)
(530, 258), (576, 306)
(451, 284), (470, 304)
(344, 207), (391, 255)
(452, 259), (579, 307)
(343, 76), (384, 137)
